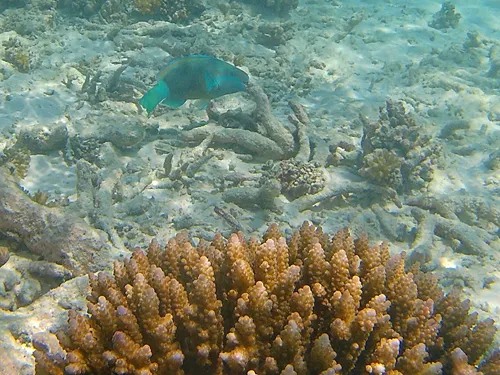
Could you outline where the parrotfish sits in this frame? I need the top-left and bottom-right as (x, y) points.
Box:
(139, 55), (249, 115)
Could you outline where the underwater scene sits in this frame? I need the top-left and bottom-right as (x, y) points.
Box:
(0, 0), (499, 373)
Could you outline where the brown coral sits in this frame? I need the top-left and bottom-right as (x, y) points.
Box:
(133, 0), (204, 23)
(34, 223), (499, 375)
(360, 100), (441, 192)
(269, 160), (326, 200)
(0, 245), (9, 267)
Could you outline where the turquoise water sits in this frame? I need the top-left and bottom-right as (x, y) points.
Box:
(0, 0), (498, 373)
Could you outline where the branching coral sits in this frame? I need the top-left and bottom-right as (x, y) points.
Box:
(360, 100), (441, 193)
(33, 223), (498, 374)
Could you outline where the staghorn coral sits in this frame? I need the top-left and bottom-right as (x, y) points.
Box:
(406, 191), (498, 257)
(34, 223), (498, 375)
(222, 178), (282, 212)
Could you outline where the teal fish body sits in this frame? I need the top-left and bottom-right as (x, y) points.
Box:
(139, 55), (249, 115)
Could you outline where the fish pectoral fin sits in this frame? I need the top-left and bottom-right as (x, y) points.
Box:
(194, 99), (211, 110)
(161, 98), (186, 108)
(220, 75), (247, 91)
(204, 72), (219, 93)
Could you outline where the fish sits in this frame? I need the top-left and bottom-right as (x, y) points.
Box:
(139, 55), (249, 115)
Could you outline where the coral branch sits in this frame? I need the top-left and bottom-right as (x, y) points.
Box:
(34, 223), (499, 374)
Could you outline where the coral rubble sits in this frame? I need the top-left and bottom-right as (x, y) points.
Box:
(182, 81), (296, 160)
(34, 223), (498, 374)
(248, 0), (298, 15)
(0, 246), (9, 267)
(0, 166), (116, 273)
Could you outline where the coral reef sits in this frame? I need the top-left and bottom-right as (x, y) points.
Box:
(1, 36), (32, 72)
(438, 120), (471, 140)
(34, 223), (498, 374)
(429, 2), (461, 30)
(326, 140), (357, 168)
(133, 0), (205, 23)
(485, 150), (500, 170)
(359, 149), (402, 188)
(256, 21), (295, 48)
(67, 135), (102, 165)
(266, 160), (326, 200)
(1, 144), (31, 180)
(359, 100), (441, 193)
(57, 0), (107, 16)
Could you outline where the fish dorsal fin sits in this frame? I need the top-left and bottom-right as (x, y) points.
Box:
(157, 55), (213, 80)
(204, 71), (219, 93)
(156, 57), (184, 80)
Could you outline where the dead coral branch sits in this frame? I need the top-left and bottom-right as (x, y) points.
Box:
(0, 166), (115, 274)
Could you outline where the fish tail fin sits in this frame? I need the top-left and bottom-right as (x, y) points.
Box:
(139, 80), (169, 115)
